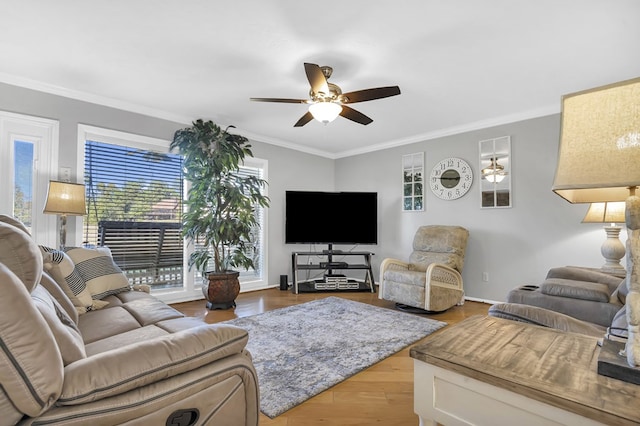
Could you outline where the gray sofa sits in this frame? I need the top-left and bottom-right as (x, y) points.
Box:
(504, 266), (625, 327)
(0, 216), (259, 425)
(490, 266), (628, 340)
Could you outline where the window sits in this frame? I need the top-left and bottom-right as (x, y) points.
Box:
(0, 111), (58, 246)
(13, 141), (35, 229)
(193, 160), (268, 292)
(402, 152), (424, 211)
(78, 125), (269, 302)
(83, 139), (184, 291)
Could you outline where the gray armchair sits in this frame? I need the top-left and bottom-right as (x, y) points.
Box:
(379, 225), (469, 312)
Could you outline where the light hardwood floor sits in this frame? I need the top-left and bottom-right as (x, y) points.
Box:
(172, 288), (489, 426)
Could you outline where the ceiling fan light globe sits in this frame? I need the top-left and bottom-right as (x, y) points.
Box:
(309, 102), (342, 124)
(481, 158), (506, 183)
(484, 174), (505, 183)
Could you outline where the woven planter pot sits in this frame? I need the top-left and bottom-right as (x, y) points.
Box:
(203, 271), (240, 310)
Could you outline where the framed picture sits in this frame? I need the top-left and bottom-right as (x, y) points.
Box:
(402, 152), (424, 211)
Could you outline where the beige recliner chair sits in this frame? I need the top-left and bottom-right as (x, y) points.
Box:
(379, 225), (469, 312)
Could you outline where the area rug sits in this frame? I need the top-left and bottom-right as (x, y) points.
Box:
(223, 296), (447, 418)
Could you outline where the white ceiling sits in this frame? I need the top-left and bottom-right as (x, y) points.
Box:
(2, 1), (639, 158)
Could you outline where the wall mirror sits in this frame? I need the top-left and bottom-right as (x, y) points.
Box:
(402, 152), (424, 211)
(479, 136), (511, 208)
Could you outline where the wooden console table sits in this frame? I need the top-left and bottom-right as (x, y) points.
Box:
(410, 315), (640, 425)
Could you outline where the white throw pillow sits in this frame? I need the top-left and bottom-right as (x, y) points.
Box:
(65, 246), (131, 300)
(40, 246), (96, 314)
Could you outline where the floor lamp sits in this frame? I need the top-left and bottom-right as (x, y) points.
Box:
(552, 76), (640, 381)
(582, 202), (626, 276)
(43, 180), (86, 250)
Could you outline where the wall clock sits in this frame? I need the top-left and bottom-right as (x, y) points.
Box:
(429, 157), (473, 200)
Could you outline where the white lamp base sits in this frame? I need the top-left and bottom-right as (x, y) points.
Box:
(601, 225), (626, 275)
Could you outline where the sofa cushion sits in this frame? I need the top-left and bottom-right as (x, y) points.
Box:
(40, 246), (108, 314)
(65, 246), (130, 299)
(546, 266), (624, 295)
(0, 263), (63, 417)
(84, 324), (170, 356)
(383, 268), (426, 286)
(59, 324), (249, 405)
(121, 297), (184, 326)
(540, 278), (610, 303)
(78, 306), (143, 344)
(0, 214), (31, 235)
(409, 225), (468, 272)
(31, 285), (86, 365)
(157, 317), (216, 333)
(0, 221), (42, 292)
(39, 272), (80, 325)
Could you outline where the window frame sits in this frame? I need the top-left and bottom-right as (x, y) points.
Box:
(0, 110), (59, 246)
(233, 157), (269, 292)
(77, 124), (269, 303)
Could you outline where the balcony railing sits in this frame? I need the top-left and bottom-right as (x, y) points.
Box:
(97, 221), (184, 289)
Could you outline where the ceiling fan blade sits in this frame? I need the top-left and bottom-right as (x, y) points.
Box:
(294, 111), (314, 127)
(339, 105), (373, 125)
(341, 86), (401, 104)
(304, 63), (330, 95)
(250, 97), (308, 104)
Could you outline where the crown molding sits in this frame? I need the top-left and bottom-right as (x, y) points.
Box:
(334, 105), (560, 158)
(0, 72), (560, 160)
(0, 72), (194, 125)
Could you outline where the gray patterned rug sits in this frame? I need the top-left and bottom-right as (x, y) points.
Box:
(223, 296), (447, 418)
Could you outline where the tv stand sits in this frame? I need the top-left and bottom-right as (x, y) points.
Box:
(291, 249), (376, 294)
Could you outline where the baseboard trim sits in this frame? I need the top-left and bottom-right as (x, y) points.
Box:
(464, 296), (500, 305)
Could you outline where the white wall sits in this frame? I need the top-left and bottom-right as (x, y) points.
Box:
(336, 114), (616, 302)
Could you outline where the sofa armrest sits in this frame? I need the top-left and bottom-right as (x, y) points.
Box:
(59, 324), (248, 405)
(380, 258), (409, 276)
(425, 263), (463, 290)
(488, 303), (607, 338)
(379, 258), (409, 299)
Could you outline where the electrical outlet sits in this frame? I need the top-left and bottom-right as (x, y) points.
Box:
(482, 272), (489, 282)
(59, 167), (71, 182)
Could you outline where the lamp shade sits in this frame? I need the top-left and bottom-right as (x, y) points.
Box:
(552, 77), (640, 203)
(582, 202), (626, 224)
(43, 181), (86, 215)
(309, 102), (342, 124)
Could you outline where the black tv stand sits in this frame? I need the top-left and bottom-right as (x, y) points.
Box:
(322, 249), (344, 254)
(291, 249), (376, 294)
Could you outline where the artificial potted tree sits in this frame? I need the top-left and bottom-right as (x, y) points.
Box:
(170, 119), (269, 309)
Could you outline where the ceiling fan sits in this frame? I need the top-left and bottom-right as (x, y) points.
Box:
(250, 63), (401, 127)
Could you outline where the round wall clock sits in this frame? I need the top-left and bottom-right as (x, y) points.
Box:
(429, 157), (473, 200)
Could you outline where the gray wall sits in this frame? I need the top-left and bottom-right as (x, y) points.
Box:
(0, 82), (613, 301)
(0, 82), (336, 291)
(336, 114), (611, 302)
(248, 142), (335, 285)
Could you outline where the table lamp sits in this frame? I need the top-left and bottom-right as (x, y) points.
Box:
(582, 201), (626, 275)
(43, 180), (86, 250)
(552, 76), (640, 379)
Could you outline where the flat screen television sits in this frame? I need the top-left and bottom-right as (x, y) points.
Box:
(285, 191), (378, 245)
